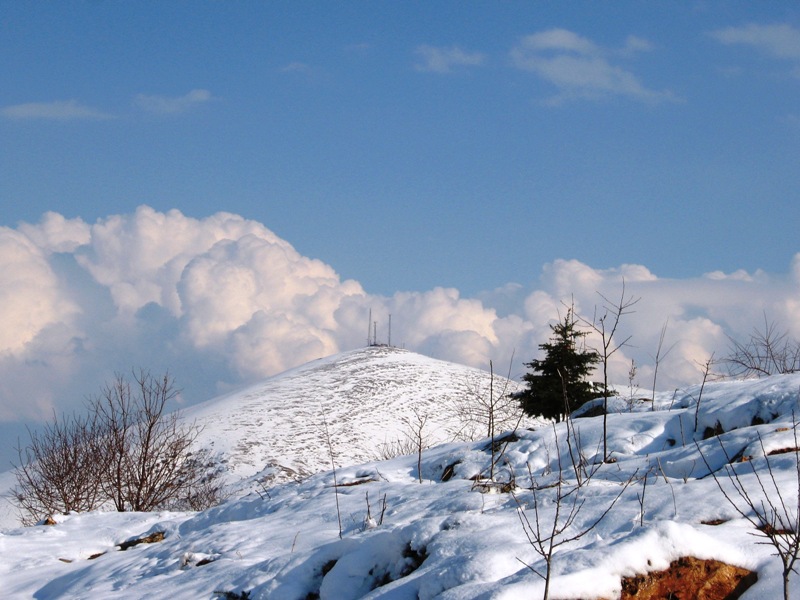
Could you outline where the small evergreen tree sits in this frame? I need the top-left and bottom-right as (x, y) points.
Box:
(518, 308), (601, 421)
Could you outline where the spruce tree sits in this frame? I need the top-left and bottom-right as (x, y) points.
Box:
(518, 308), (601, 421)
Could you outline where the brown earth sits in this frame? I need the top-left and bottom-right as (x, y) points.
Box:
(616, 556), (756, 600)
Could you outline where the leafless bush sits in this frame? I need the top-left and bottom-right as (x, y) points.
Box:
(375, 436), (418, 461)
(725, 314), (800, 378)
(13, 412), (104, 525)
(13, 370), (224, 524)
(168, 448), (228, 511)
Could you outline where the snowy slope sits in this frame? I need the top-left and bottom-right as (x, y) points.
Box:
(2, 357), (800, 598)
(186, 345), (524, 486)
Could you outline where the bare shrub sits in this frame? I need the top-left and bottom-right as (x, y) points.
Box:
(13, 370), (223, 524)
(725, 314), (800, 378)
(13, 412), (104, 525)
(375, 436), (418, 461)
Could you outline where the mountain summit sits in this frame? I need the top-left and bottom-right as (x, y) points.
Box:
(186, 346), (522, 487)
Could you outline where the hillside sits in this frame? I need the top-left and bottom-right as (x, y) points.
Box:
(186, 345), (525, 487)
(1, 352), (800, 598)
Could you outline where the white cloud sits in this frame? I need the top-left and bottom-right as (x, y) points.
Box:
(709, 23), (800, 60)
(133, 89), (212, 114)
(0, 227), (80, 356)
(621, 35), (655, 55)
(280, 62), (312, 74)
(18, 212), (90, 254)
(2, 207), (800, 436)
(414, 45), (486, 73)
(1, 99), (113, 120)
(510, 29), (676, 104)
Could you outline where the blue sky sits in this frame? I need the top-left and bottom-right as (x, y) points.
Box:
(3, 2), (800, 470)
(3, 2), (799, 296)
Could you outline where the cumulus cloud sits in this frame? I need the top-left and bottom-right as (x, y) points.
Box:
(2, 207), (800, 441)
(133, 89), (213, 114)
(0, 228), (80, 355)
(1, 99), (113, 120)
(510, 29), (677, 104)
(414, 45), (486, 73)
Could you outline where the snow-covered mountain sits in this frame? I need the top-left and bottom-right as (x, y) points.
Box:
(2, 349), (800, 599)
(186, 345), (524, 487)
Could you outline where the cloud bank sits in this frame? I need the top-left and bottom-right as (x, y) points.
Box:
(2, 206), (799, 426)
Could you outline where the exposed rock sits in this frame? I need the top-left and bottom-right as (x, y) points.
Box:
(618, 556), (756, 600)
(703, 421), (725, 440)
(118, 530), (165, 551)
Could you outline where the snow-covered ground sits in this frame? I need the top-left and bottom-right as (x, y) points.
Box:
(184, 346), (525, 488)
(1, 348), (800, 599)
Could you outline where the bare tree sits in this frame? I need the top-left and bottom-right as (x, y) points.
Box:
(697, 419), (800, 600)
(13, 412), (104, 525)
(725, 313), (800, 378)
(580, 281), (640, 461)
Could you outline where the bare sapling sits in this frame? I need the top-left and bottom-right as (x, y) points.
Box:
(697, 414), (800, 600)
(321, 414), (343, 539)
(626, 359), (638, 411)
(403, 408), (430, 484)
(449, 352), (520, 444)
(363, 491), (388, 530)
(512, 424), (634, 600)
(693, 354), (714, 434)
(649, 319), (675, 410)
(636, 465), (656, 527)
(580, 281), (640, 461)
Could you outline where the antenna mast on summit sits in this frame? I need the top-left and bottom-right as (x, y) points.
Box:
(388, 314), (392, 347)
